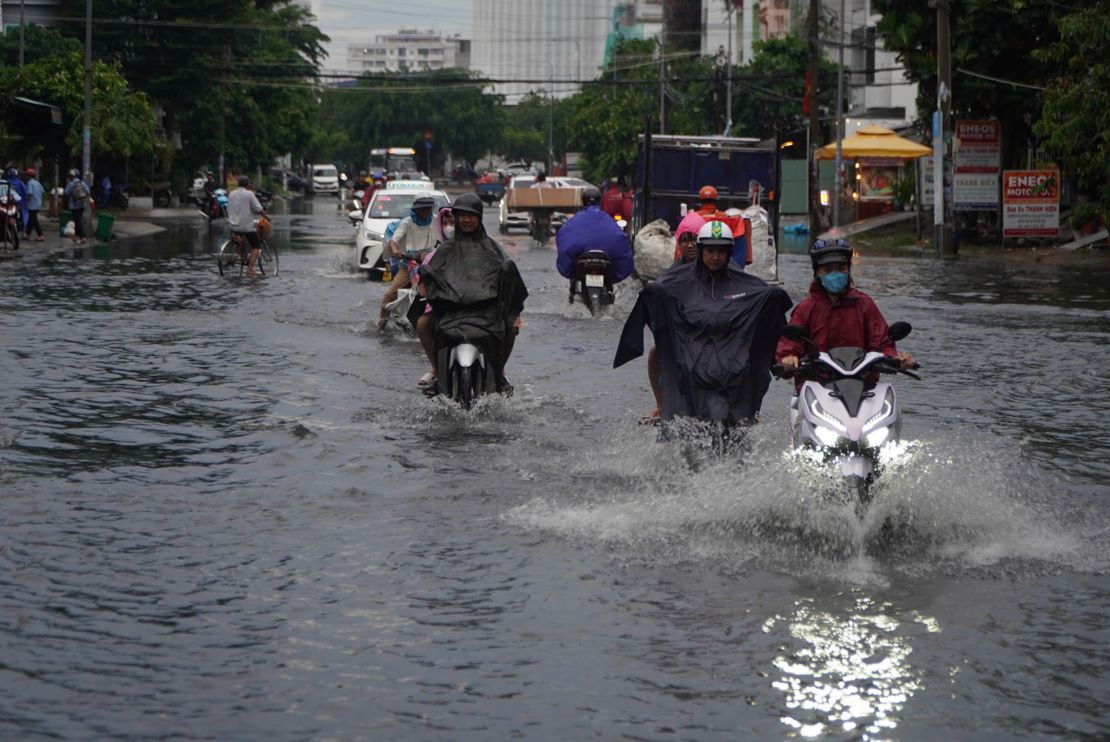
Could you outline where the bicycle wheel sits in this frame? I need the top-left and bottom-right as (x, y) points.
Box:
(259, 239), (278, 276)
(216, 239), (240, 277)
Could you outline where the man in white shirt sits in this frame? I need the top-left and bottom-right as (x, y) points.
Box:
(227, 175), (269, 275)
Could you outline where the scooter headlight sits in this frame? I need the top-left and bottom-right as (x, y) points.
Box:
(813, 426), (842, 447)
(864, 426), (890, 448)
(863, 388), (896, 432)
(803, 388), (847, 433)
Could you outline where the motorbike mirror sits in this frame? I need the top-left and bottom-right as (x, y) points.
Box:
(782, 325), (808, 342)
(888, 321), (912, 342)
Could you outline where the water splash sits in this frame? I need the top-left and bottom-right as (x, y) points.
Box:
(504, 423), (1085, 578)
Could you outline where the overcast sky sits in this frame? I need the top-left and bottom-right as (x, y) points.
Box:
(315, 0), (474, 69)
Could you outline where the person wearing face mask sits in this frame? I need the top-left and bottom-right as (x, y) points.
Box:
(616, 220), (792, 426)
(776, 238), (915, 385)
(378, 193), (438, 331)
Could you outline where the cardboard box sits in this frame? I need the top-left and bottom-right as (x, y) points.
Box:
(505, 187), (582, 209)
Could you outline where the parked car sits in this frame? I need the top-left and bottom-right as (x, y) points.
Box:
(355, 183), (450, 278)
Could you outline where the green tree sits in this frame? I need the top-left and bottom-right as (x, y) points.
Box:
(565, 38), (721, 183)
(1034, 0), (1110, 218)
(56, 0), (327, 177)
(870, 0), (1064, 166)
(0, 50), (155, 166)
(318, 69), (504, 173)
(730, 36), (838, 139)
(502, 93), (565, 168)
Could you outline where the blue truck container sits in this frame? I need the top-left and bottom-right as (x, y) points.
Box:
(633, 132), (780, 236)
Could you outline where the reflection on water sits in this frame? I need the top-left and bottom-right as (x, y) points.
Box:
(764, 594), (940, 738)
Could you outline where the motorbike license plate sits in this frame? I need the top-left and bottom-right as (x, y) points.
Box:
(585, 274), (605, 288)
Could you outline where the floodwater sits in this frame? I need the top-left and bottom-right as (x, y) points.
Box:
(1, 198), (1108, 739)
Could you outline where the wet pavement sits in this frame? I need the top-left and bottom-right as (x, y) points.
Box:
(1, 196), (1109, 739)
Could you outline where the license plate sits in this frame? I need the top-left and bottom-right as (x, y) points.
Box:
(585, 274), (605, 287)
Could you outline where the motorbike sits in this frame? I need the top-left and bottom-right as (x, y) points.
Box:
(528, 208), (553, 244)
(773, 322), (920, 514)
(0, 186), (20, 251)
(103, 183), (129, 209)
(348, 190), (365, 225)
(436, 340), (495, 410)
(200, 188), (229, 220)
(569, 250), (615, 317)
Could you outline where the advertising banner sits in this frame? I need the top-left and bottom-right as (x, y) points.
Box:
(1002, 170), (1059, 238)
(919, 156), (953, 206)
(954, 120), (1000, 210)
(858, 157), (901, 201)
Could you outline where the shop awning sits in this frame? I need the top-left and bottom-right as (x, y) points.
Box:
(815, 125), (931, 160)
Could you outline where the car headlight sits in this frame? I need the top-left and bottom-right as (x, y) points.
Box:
(864, 426), (890, 448)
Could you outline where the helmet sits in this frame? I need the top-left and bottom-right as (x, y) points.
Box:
(696, 220), (734, 247)
(698, 185), (718, 202)
(412, 194), (435, 210)
(452, 192), (483, 216)
(24, 167), (35, 177)
(809, 237), (852, 267)
(69, 168), (80, 178)
(581, 186), (601, 206)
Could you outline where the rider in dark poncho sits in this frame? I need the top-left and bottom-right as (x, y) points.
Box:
(420, 193), (528, 393)
(615, 220), (792, 424)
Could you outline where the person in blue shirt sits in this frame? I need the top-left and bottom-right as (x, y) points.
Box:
(22, 168), (45, 241)
(555, 186), (634, 283)
(7, 167), (29, 234)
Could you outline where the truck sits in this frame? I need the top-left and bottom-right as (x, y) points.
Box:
(633, 130), (782, 281)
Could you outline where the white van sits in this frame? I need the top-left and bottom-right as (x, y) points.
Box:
(310, 163), (339, 195)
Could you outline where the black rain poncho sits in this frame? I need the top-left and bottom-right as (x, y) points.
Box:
(614, 259), (792, 423)
(420, 225), (528, 364)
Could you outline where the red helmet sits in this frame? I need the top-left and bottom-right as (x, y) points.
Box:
(698, 185), (718, 202)
(24, 167), (36, 176)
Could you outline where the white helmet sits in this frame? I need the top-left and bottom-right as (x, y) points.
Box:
(696, 219), (734, 247)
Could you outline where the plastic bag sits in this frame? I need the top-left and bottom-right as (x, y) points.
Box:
(633, 219), (674, 281)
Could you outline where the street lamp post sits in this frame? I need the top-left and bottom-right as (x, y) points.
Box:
(833, 0), (846, 228)
(82, 0), (92, 184)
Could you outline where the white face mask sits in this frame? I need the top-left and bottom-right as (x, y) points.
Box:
(443, 226), (455, 240)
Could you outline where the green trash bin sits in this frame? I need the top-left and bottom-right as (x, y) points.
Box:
(58, 210), (71, 236)
(95, 212), (115, 241)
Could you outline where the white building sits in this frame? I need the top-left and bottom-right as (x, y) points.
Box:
(347, 30), (469, 75)
(831, 0), (917, 128)
(471, 0), (624, 102)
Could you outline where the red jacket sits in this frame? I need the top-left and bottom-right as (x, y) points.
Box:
(602, 188), (625, 218)
(775, 282), (897, 363)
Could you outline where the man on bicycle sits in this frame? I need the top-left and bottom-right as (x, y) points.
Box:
(227, 175), (269, 276)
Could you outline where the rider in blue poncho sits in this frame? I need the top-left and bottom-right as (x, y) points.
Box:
(555, 187), (634, 283)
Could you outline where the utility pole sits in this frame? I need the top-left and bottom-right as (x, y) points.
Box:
(833, 0), (846, 229)
(82, 0), (92, 183)
(933, 0), (955, 257)
(19, 0), (26, 66)
(724, 4), (733, 136)
(658, 40), (666, 135)
(806, 0), (821, 236)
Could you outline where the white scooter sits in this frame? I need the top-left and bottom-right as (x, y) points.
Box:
(774, 323), (920, 513)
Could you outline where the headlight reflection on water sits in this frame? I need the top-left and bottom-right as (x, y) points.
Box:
(763, 595), (940, 738)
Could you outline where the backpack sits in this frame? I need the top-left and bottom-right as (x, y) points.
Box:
(71, 180), (89, 203)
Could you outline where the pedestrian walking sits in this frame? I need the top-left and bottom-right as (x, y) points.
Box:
(22, 168), (45, 241)
(64, 169), (90, 244)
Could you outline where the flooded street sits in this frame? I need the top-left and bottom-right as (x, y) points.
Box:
(2, 198), (1108, 739)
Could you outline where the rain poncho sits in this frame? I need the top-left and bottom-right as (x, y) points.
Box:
(420, 224), (528, 364)
(615, 256), (792, 423)
(555, 205), (634, 282)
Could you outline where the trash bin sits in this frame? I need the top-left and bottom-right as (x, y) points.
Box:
(95, 212), (115, 241)
(58, 210), (71, 236)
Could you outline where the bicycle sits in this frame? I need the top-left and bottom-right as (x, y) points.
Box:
(216, 219), (277, 277)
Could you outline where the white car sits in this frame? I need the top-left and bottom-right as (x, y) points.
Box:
(310, 164), (340, 195)
(497, 176), (590, 234)
(355, 183), (450, 278)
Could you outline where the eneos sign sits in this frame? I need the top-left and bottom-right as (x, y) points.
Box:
(1002, 170), (1059, 238)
